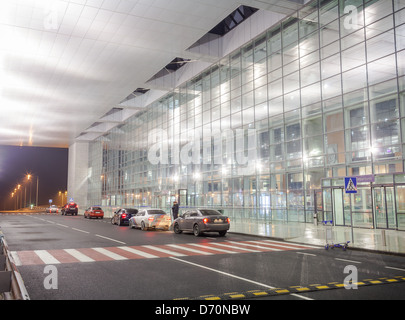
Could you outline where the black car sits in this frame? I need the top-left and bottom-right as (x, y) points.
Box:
(62, 202), (78, 216)
(173, 209), (230, 237)
(111, 208), (138, 226)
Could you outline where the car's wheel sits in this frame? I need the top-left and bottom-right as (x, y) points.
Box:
(193, 224), (201, 237)
(141, 221), (147, 231)
(173, 223), (182, 234)
(218, 231), (227, 237)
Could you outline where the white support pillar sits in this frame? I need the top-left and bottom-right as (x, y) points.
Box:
(67, 142), (89, 215)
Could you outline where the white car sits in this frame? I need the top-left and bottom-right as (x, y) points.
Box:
(129, 209), (171, 231)
(46, 205), (59, 213)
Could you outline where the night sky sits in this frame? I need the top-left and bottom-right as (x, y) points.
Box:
(0, 146), (68, 210)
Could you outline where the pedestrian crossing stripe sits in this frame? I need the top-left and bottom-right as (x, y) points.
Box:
(174, 276), (405, 300)
(10, 240), (320, 266)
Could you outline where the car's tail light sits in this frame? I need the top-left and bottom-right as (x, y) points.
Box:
(122, 213), (127, 219)
(203, 218), (209, 224)
(148, 217), (154, 221)
(227, 218), (230, 223)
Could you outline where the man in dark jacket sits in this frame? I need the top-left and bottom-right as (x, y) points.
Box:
(172, 201), (179, 220)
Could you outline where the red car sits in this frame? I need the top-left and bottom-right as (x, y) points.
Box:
(84, 206), (104, 219)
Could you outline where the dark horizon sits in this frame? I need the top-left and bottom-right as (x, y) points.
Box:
(0, 145), (68, 210)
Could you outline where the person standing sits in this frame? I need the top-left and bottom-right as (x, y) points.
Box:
(172, 201), (179, 220)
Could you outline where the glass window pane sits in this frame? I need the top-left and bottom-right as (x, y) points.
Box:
(345, 103), (368, 127)
(321, 53), (341, 79)
(301, 62), (320, 87)
(341, 42), (366, 71)
(366, 32), (395, 61)
(341, 29), (365, 50)
(398, 50), (405, 76)
(366, 15), (394, 38)
(396, 24), (405, 50)
(370, 97), (398, 122)
(395, 8), (405, 25)
(301, 83), (321, 107)
(342, 65), (367, 92)
(284, 71), (300, 93)
(284, 89), (301, 111)
(367, 54), (397, 85)
(320, 20), (339, 47)
(322, 74), (342, 100)
(320, 0), (338, 25)
(364, 0), (393, 25)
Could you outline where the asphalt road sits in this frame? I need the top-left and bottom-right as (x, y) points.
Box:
(1, 212), (405, 305)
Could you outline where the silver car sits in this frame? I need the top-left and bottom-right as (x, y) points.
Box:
(129, 209), (171, 231)
(173, 209), (230, 237)
(46, 205), (59, 213)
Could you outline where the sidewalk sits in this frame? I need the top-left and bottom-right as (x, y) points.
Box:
(229, 219), (405, 256)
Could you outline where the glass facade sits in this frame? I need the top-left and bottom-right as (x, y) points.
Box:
(87, 0), (405, 230)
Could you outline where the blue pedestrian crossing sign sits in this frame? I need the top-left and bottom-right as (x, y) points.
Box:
(345, 177), (357, 194)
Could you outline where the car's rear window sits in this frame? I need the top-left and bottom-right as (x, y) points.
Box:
(93, 207), (102, 210)
(199, 210), (221, 216)
(148, 210), (166, 215)
(125, 209), (138, 214)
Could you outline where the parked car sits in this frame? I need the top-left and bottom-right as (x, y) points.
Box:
(129, 209), (171, 231)
(173, 208), (230, 237)
(46, 205), (59, 213)
(84, 206), (104, 219)
(62, 202), (78, 216)
(111, 208), (138, 226)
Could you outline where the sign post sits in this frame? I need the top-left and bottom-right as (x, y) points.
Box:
(345, 177), (357, 245)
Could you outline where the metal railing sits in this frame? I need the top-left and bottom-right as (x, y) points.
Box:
(0, 229), (30, 300)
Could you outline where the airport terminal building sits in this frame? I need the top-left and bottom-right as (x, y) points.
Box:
(69, 0), (405, 231)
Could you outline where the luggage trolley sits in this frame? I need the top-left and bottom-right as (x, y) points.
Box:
(323, 220), (350, 251)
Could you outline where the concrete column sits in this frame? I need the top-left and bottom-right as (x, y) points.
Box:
(67, 141), (89, 215)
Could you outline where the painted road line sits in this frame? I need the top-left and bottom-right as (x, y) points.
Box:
(95, 234), (126, 245)
(187, 243), (238, 254)
(170, 257), (312, 301)
(170, 257), (276, 289)
(261, 240), (320, 250)
(297, 252), (317, 256)
(335, 258), (362, 264)
(385, 266), (405, 272)
(142, 245), (187, 257)
(56, 223), (69, 228)
(64, 249), (95, 263)
(166, 244), (213, 255)
(226, 241), (282, 252)
(92, 248), (128, 261)
(10, 251), (22, 267)
(209, 242), (260, 253)
(118, 246), (159, 259)
(71, 228), (90, 234)
(34, 250), (61, 265)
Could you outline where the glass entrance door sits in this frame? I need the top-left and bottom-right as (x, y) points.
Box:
(332, 188), (352, 226)
(373, 186), (396, 229)
(333, 188), (344, 226)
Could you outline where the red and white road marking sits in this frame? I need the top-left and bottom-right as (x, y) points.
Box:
(11, 240), (320, 266)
